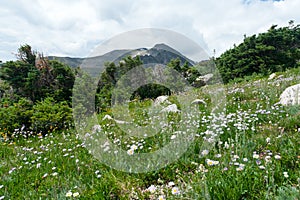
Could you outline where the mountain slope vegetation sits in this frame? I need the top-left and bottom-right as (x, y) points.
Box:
(216, 21), (300, 83)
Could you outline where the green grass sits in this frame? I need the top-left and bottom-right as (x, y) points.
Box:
(1, 68), (300, 199)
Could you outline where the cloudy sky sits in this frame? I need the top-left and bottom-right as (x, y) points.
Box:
(0, 0), (299, 62)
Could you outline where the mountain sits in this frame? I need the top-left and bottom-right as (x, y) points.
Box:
(48, 43), (195, 69)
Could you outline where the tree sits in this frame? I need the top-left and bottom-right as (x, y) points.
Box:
(0, 45), (76, 102)
(216, 22), (300, 83)
(95, 56), (143, 111)
(17, 44), (36, 65)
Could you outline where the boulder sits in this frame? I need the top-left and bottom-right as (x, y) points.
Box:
(154, 95), (169, 104)
(191, 99), (207, 105)
(279, 84), (300, 106)
(102, 114), (113, 120)
(161, 104), (180, 113)
(268, 73), (276, 80)
(102, 114), (130, 124)
(193, 73), (214, 87)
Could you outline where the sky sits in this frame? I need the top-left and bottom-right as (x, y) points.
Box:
(0, 0), (299, 62)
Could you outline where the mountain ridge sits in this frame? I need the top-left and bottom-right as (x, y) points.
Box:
(48, 43), (195, 69)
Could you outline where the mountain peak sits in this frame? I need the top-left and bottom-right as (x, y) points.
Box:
(153, 43), (170, 48)
(153, 43), (177, 52)
(49, 43), (195, 69)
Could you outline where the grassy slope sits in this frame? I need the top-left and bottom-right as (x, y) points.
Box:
(1, 68), (300, 199)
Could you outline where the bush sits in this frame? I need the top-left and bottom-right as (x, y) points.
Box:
(0, 97), (73, 136)
(0, 98), (33, 134)
(30, 97), (73, 133)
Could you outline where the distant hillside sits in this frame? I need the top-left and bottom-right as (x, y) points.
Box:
(48, 49), (130, 69)
(48, 43), (195, 69)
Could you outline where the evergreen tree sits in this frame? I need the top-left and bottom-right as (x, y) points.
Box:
(216, 22), (300, 83)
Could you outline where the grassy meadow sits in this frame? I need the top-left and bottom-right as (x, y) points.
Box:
(1, 67), (300, 199)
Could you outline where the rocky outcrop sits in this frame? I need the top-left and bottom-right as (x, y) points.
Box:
(154, 95), (169, 105)
(193, 73), (214, 87)
(279, 84), (300, 106)
(160, 104), (180, 113)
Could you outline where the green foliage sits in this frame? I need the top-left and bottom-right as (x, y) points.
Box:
(30, 97), (73, 133)
(0, 97), (73, 135)
(278, 105), (300, 131)
(216, 22), (300, 83)
(49, 60), (76, 102)
(275, 185), (300, 200)
(17, 44), (36, 65)
(0, 79), (11, 99)
(0, 98), (33, 134)
(0, 45), (76, 135)
(168, 58), (201, 84)
(96, 57), (203, 112)
(96, 56), (143, 111)
(0, 61), (36, 98)
(0, 45), (76, 102)
(1, 64), (300, 199)
(131, 84), (171, 100)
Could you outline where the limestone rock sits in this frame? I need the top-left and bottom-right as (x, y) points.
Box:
(279, 84), (300, 106)
(161, 104), (180, 113)
(193, 73), (214, 87)
(191, 99), (207, 105)
(102, 114), (113, 120)
(155, 95), (169, 104)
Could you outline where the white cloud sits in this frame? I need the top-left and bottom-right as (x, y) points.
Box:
(0, 0), (299, 62)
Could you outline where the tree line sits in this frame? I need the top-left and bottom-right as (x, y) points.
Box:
(1, 21), (300, 135)
(215, 21), (300, 83)
(0, 45), (200, 135)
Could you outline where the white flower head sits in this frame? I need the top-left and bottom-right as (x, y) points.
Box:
(171, 186), (180, 195)
(52, 172), (58, 176)
(206, 159), (219, 166)
(201, 149), (209, 156)
(42, 173), (48, 178)
(147, 185), (156, 193)
(66, 191), (72, 197)
(224, 142), (230, 149)
(236, 166), (244, 171)
(158, 195), (165, 200)
(73, 192), (80, 197)
(258, 165), (265, 170)
(168, 181), (175, 187)
(274, 155), (281, 160)
(215, 154), (222, 158)
(253, 154), (259, 159)
(127, 148), (134, 155)
(131, 144), (138, 150)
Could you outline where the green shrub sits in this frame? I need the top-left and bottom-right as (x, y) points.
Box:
(30, 97), (73, 133)
(0, 98), (33, 134)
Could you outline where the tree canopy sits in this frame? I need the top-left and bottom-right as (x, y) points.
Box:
(216, 21), (300, 83)
(0, 44), (76, 102)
